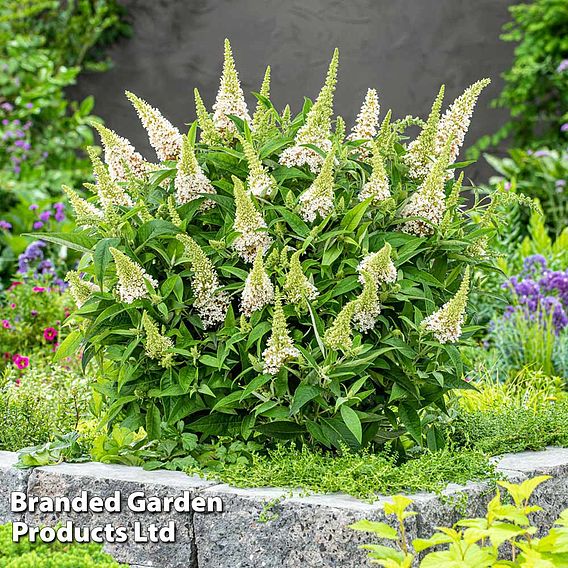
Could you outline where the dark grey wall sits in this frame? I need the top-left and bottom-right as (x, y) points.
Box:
(72, 0), (516, 182)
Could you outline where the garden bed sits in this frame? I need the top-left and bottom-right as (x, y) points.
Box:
(2, 447), (568, 568)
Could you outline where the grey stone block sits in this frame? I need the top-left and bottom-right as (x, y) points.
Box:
(25, 461), (215, 568)
(0, 451), (32, 523)
(192, 485), (415, 568)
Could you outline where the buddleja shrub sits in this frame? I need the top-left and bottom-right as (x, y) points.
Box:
(45, 40), (500, 452)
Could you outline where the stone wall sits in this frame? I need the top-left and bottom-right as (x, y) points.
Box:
(1, 448), (568, 567)
(71, 0), (517, 182)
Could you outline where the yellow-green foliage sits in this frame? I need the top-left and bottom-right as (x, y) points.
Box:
(352, 476), (568, 567)
(0, 523), (127, 567)
(456, 367), (565, 413)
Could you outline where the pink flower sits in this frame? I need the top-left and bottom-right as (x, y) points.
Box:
(30, 310), (38, 317)
(15, 356), (29, 370)
(1, 319), (10, 329)
(43, 327), (58, 341)
(10, 303), (16, 309)
(32, 286), (45, 293)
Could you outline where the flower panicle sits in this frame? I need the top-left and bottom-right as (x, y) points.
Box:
(86, 147), (133, 208)
(283, 251), (319, 308)
(167, 196), (182, 227)
(279, 49), (339, 172)
(359, 140), (390, 204)
(239, 135), (275, 198)
(91, 122), (153, 182)
(232, 176), (272, 262)
(404, 84), (445, 179)
(141, 312), (174, 367)
(125, 90), (182, 161)
(421, 266), (471, 343)
(241, 250), (274, 317)
(62, 185), (104, 227)
(400, 139), (452, 236)
(435, 79), (491, 167)
(352, 270), (381, 332)
(65, 270), (100, 308)
(298, 148), (336, 222)
(175, 135), (217, 208)
(324, 301), (356, 352)
(109, 247), (158, 304)
(252, 66), (274, 142)
(194, 88), (221, 146)
(357, 242), (397, 287)
(176, 233), (229, 328)
(262, 290), (300, 375)
(440, 171), (465, 232)
(212, 38), (251, 137)
(348, 88), (380, 143)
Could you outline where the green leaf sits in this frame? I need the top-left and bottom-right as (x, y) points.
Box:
(54, 331), (82, 362)
(145, 403), (161, 440)
(340, 197), (372, 232)
(399, 403), (422, 444)
(290, 384), (321, 415)
(349, 520), (398, 539)
(340, 405), (362, 443)
(25, 232), (95, 253)
(93, 237), (120, 286)
(255, 421), (305, 439)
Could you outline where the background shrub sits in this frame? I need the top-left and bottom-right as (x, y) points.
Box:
(0, 0), (129, 283)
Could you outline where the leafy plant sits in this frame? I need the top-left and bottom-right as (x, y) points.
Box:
(351, 475), (568, 567)
(485, 149), (568, 237)
(0, 276), (73, 369)
(473, 0), (568, 153)
(0, 363), (90, 452)
(0, 0), (128, 282)
(50, 40), (501, 456)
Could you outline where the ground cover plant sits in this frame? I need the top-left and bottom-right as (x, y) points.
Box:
(40, 38), (514, 462)
(0, 522), (128, 567)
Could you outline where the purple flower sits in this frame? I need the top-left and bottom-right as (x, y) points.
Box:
(1, 119), (8, 126)
(39, 211), (51, 222)
(54, 211), (65, 223)
(53, 202), (65, 211)
(1, 102), (14, 112)
(28, 204), (38, 211)
(533, 150), (550, 158)
(557, 59), (568, 73)
(504, 181), (512, 191)
(0, 220), (12, 230)
(32, 221), (43, 230)
(13, 166), (20, 174)
(25, 102), (33, 109)
(561, 123), (568, 133)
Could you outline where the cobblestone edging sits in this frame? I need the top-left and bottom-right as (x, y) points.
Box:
(1, 447), (567, 567)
